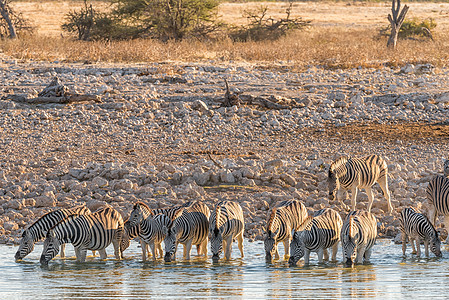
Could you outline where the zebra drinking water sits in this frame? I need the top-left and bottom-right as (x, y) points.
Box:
(264, 200), (308, 262)
(163, 201), (210, 262)
(401, 207), (441, 257)
(288, 208), (342, 266)
(341, 210), (377, 266)
(40, 206), (124, 265)
(328, 154), (393, 213)
(209, 201), (244, 261)
(427, 175), (449, 244)
(15, 205), (91, 260)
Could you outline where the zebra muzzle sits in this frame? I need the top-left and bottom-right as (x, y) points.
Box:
(265, 253), (272, 261)
(288, 257), (297, 266)
(345, 259), (353, 267)
(14, 251), (22, 260)
(164, 253), (173, 262)
(212, 254), (220, 262)
(40, 255), (49, 266)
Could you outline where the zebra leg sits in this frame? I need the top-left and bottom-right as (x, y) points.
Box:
(366, 186), (374, 213)
(304, 249), (311, 266)
(317, 248), (324, 263)
(140, 240), (148, 261)
(444, 215), (449, 244)
(364, 247), (373, 263)
(410, 237), (417, 254)
(201, 238), (208, 257)
(77, 249), (87, 263)
(60, 244), (66, 258)
(283, 239), (290, 260)
(274, 244), (280, 260)
(401, 232), (407, 256)
(224, 236), (233, 260)
(99, 249), (107, 259)
(428, 205), (437, 226)
(149, 242), (157, 261)
(237, 231), (244, 258)
(415, 238), (421, 257)
(112, 239), (121, 260)
(157, 243), (163, 258)
(378, 175), (393, 213)
(184, 240), (193, 260)
(331, 242), (339, 262)
(323, 248), (329, 261)
(422, 240), (429, 258)
(356, 247), (365, 264)
(350, 187), (359, 211)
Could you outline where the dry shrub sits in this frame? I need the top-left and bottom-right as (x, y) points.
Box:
(1, 27), (448, 69)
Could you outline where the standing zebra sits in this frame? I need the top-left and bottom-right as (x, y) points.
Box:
(121, 219), (152, 259)
(288, 208), (342, 266)
(427, 175), (449, 243)
(209, 201), (244, 261)
(15, 205), (91, 260)
(328, 155), (393, 213)
(264, 200), (308, 261)
(164, 201), (210, 262)
(40, 206), (124, 265)
(341, 210), (377, 266)
(401, 207), (441, 257)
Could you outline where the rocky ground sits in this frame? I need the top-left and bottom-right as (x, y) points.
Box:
(1, 56), (449, 245)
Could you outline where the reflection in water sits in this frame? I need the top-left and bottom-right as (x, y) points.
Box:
(3, 240), (449, 299)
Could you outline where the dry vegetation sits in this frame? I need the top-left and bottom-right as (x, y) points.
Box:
(1, 1), (449, 69)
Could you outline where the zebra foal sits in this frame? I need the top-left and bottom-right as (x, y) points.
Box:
(400, 207), (441, 257)
(264, 200), (308, 261)
(40, 206), (124, 265)
(209, 201), (244, 262)
(15, 205), (91, 260)
(288, 208), (342, 266)
(164, 201), (210, 262)
(341, 210), (377, 266)
(328, 154), (393, 213)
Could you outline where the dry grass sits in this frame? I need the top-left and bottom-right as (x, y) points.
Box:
(1, 28), (448, 69)
(2, 1), (449, 69)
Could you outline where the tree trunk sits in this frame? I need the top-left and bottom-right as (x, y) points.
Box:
(387, 23), (399, 49)
(0, 0), (17, 39)
(387, 0), (409, 49)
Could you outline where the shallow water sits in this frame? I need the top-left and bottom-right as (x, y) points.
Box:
(2, 239), (449, 299)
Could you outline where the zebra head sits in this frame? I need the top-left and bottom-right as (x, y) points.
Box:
(40, 230), (61, 266)
(163, 207), (185, 262)
(430, 230), (442, 257)
(210, 227), (223, 262)
(341, 216), (358, 266)
(288, 229), (306, 266)
(128, 203), (148, 227)
(444, 159), (449, 177)
(15, 230), (35, 260)
(328, 169), (340, 201)
(264, 228), (280, 262)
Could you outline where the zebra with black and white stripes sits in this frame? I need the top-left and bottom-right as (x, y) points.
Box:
(427, 175), (449, 244)
(127, 202), (175, 261)
(15, 205), (91, 260)
(264, 200), (308, 262)
(341, 210), (377, 266)
(40, 206), (124, 265)
(401, 207), (441, 257)
(164, 201), (210, 262)
(328, 154), (393, 213)
(209, 201), (244, 261)
(288, 208), (342, 266)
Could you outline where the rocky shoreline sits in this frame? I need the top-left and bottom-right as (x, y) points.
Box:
(1, 57), (449, 245)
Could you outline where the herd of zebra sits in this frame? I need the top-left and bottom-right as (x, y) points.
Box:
(13, 154), (449, 267)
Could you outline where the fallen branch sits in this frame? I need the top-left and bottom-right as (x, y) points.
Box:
(6, 94), (101, 104)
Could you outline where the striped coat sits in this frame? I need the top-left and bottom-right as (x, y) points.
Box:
(289, 208), (342, 266)
(209, 201), (244, 261)
(328, 155), (393, 213)
(427, 175), (449, 244)
(164, 201), (210, 262)
(341, 210), (377, 265)
(401, 207), (441, 257)
(40, 206), (124, 265)
(264, 200), (308, 261)
(15, 205), (91, 260)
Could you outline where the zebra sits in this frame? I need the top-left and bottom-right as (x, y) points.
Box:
(328, 154), (393, 213)
(164, 201), (210, 262)
(288, 208), (342, 266)
(40, 206), (124, 265)
(341, 210), (377, 266)
(401, 207), (441, 257)
(264, 200), (308, 262)
(126, 201), (194, 261)
(120, 219), (152, 259)
(427, 175), (449, 243)
(15, 205), (91, 260)
(209, 201), (244, 261)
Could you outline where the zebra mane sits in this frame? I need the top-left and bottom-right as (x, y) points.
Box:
(348, 215), (355, 238)
(329, 156), (350, 172)
(46, 213), (82, 236)
(297, 216), (314, 231)
(266, 207), (278, 234)
(25, 208), (72, 235)
(214, 204), (221, 232)
(134, 202), (154, 216)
